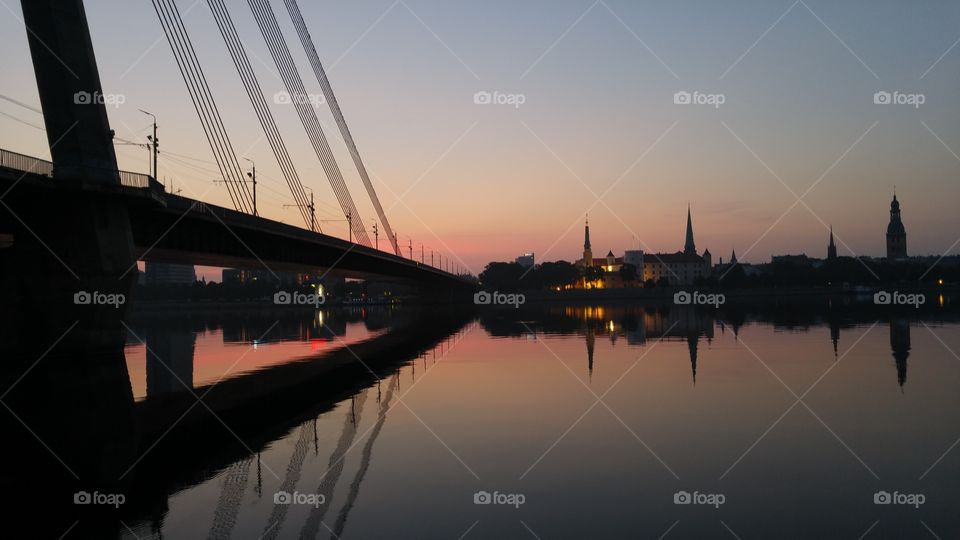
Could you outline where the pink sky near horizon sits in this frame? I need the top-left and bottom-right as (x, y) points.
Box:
(2, 1), (959, 278)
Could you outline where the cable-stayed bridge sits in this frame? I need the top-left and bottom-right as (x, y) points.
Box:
(1, 0), (470, 298)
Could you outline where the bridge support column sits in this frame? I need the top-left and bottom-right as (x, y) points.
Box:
(0, 1), (139, 514)
(10, 0), (138, 302)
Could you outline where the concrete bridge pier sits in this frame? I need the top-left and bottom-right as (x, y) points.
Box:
(7, 0), (138, 307)
(0, 0), (140, 508)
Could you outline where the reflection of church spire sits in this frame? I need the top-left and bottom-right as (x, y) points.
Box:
(687, 333), (699, 385)
(829, 318), (840, 358)
(586, 326), (595, 381)
(890, 319), (911, 391)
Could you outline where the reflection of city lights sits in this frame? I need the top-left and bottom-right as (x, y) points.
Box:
(311, 338), (328, 350)
(608, 320), (614, 332)
(939, 294), (945, 307)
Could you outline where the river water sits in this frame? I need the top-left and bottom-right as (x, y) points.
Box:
(2, 297), (959, 539)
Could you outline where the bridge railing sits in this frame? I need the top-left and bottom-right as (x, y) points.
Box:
(0, 148), (54, 177)
(119, 170), (153, 189)
(1, 147), (162, 192)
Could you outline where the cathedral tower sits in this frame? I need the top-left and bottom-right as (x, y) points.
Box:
(886, 193), (907, 259)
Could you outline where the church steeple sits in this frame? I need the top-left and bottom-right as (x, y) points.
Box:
(584, 215), (591, 249)
(583, 215), (593, 267)
(886, 191), (907, 259)
(730, 248), (737, 265)
(827, 226), (837, 260)
(683, 205), (696, 256)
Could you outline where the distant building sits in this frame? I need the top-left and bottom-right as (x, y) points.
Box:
(771, 254), (812, 265)
(886, 192), (907, 259)
(623, 250), (643, 268)
(641, 207), (712, 285)
(515, 253), (535, 268)
(221, 268), (308, 286)
(144, 262), (196, 286)
(573, 207), (711, 286)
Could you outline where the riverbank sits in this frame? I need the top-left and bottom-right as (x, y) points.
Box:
(518, 284), (957, 302)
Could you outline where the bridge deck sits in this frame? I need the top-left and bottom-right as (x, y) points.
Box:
(0, 149), (471, 288)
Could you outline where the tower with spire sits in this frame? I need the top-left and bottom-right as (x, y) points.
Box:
(684, 205), (696, 256)
(886, 191), (907, 259)
(827, 226), (837, 260)
(583, 215), (593, 267)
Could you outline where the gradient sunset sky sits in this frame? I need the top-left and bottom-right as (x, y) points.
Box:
(1, 0), (959, 276)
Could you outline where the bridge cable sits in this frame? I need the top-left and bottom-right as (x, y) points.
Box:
(246, 0), (372, 246)
(154, 0), (250, 211)
(151, 0), (255, 214)
(247, 0), (367, 244)
(283, 0), (401, 255)
(163, 0), (257, 211)
(205, 0), (314, 228)
(152, 0), (251, 212)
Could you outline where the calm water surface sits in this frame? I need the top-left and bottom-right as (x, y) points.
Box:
(4, 299), (959, 539)
(129, 301), (960, 539)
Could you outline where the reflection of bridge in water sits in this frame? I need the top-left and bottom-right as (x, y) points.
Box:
(128, 307), (402, 398)
(198, 319), (468, 540)
(0, 297), (474, 539)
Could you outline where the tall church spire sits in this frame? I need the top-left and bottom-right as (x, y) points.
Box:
(582, 215), (593, 267)
(827, 226), (837, 260)
(584, 215), (591, 249)
(683, 205), (696, 256)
